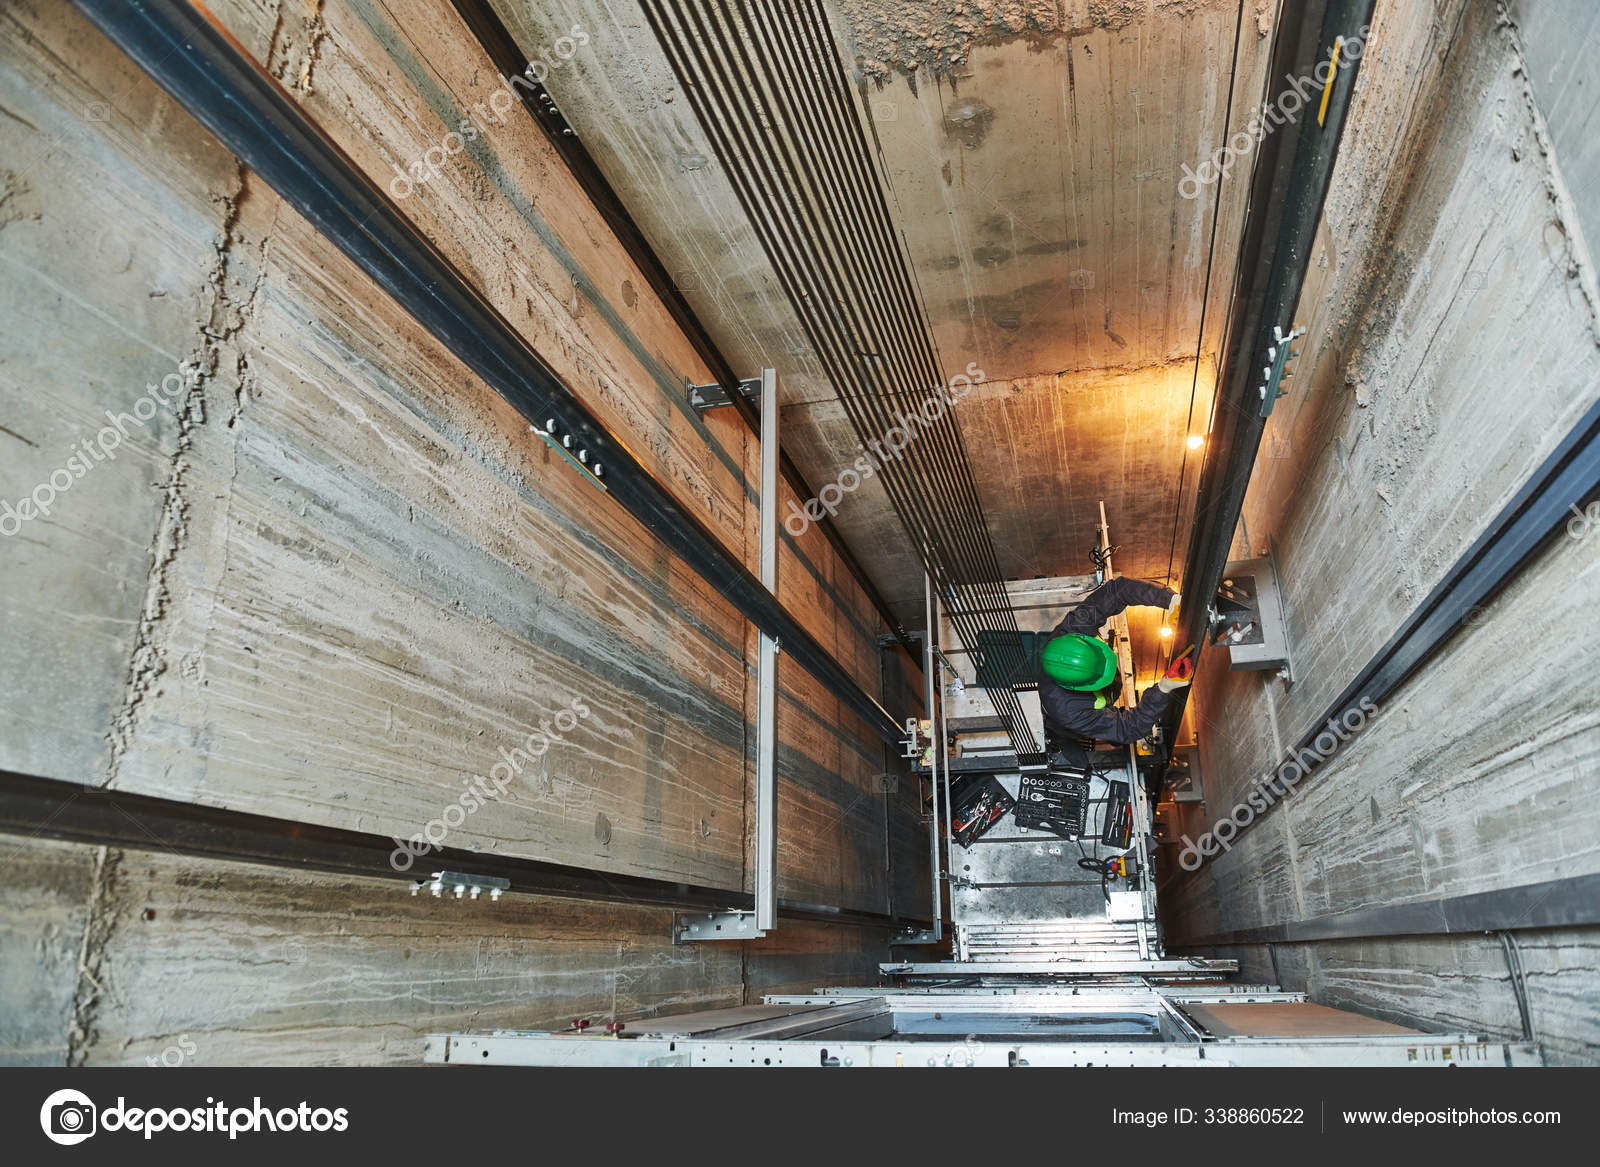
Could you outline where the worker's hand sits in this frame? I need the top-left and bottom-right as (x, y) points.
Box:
(1166, 591), (1181, 618)
(1157, 644), (1195, 693)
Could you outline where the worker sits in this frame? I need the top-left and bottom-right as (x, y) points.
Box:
(1038, 577), (1189, 766)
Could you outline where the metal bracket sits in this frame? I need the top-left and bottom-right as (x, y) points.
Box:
(1214, 553), (1293, 677)
(528, 417), (606, 490)
(902, 717), (930, 761)
(892, 928), (941, 945)
(411, 871), (510, 900)
(1257, 324), (1307, 418)
(674, 910), (766, 943)
(686, 376), (761, 411)
(521, 74), (576, 140)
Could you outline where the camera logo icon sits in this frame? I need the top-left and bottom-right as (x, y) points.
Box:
(40, 1089), (97, 1145)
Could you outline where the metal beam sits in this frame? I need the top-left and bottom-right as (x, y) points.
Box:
(429, 1029), (1539, 1067)
(922, 573), (943, 940)
(755, 367), (779, 931)
(70, 0), (900, 745)
(0, 768), (917, 929)
(880, 959), (1239, 976)
(1181, 387), (1600, 855)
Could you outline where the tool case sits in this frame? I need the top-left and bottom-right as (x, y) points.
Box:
(949, 774), (1015, 848)
(1013, 769), (1091, 840)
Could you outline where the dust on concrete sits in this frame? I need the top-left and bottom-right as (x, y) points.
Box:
(836, 0), (1222, 87)
(943, 96), (995, 147)
(840, 0), (1062, 87)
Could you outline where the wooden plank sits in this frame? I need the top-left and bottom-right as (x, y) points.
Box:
(1182, 1001), (1418, 1038)
(204, 0), (755, 547)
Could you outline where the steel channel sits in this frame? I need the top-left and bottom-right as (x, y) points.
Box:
(923, 572), (944, 939)
(755, 367), (779, 931)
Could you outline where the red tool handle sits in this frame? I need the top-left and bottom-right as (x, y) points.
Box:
(1164, 644), (1196, 682)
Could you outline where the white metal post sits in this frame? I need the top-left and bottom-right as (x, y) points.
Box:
(923, 571), (943, 940)
(932, 582), (954, 938)
(756, 368), (779, 932)
(1098, 501), (1155, 958)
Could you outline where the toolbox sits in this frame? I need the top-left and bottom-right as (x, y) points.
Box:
(949, 774), (1015, 848)
(1013, 769), (1091, 840)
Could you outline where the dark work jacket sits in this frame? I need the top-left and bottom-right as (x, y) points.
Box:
(1038, 577), (1176, 748)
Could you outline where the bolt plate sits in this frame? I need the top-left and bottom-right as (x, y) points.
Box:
(674, 910), (766, 942)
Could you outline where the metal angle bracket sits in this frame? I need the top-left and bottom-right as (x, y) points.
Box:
(674, 910), (766, 943)
(1257, 323), (1307, 418)
(411, 871), (511, 900)
(686, 376), (761, 412)
(528, 417), (606, 491)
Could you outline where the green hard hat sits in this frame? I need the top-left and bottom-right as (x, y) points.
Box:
(1040, 633), (1117, 691)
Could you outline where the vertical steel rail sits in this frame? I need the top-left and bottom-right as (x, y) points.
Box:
(756, 368), (780, 932)
(1099, 503), (1155, 958)
(922, 571), (943, 940)
(933, 584), (955, 941)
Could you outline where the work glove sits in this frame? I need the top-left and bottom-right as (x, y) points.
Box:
(1157, 644), (1195, 693)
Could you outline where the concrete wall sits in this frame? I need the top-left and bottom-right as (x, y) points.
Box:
(0, 833), (894, 1067)
(1165, 0), (1600, 1063)
(0, 0), (922, 1064)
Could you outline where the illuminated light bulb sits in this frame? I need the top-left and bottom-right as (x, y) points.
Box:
(1187, 434), (1205, 449)
(1160, 625), (1174, 638)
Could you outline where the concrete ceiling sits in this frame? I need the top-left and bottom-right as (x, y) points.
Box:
(841, 0), (1238, 380)
(492, 0), (1273, 674)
